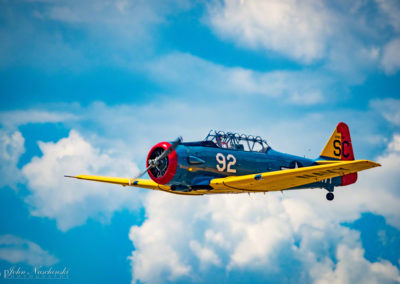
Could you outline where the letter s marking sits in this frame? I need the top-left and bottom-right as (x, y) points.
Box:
(333, 140), (341, 157)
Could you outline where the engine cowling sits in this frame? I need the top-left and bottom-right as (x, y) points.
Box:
(146, 141), (178, 184)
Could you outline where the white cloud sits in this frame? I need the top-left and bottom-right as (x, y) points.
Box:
(0, 0), (190, 69)
(22, 130), (141, 231)
(371, 98), (400, 126)
(0, 234), (58, 266)
(190, 241), (221, 266)
(349, 137), (400, 228)
(129, 193), (400, 283)
(147, 52), (328, 105)
(128, 135), (400, 283)
(315, 245), (400, 284)
(389, 135), (400, 152)
(129, 194), (194, 283)
(0, 109), (77, 130)
(41, 0), (159, 25)
(208, 0), (331, 63)
(381, 38), (400, 75)
(376, 0), (400, 32)
(0, 129), (25, 189)
(207, 0), (400, 77)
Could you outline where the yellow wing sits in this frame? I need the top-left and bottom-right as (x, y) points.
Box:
(65, 175), (171, 191)
(65, 159), (380, 195)
(65, 175), (207, 195)
(209, 160), (380, 192)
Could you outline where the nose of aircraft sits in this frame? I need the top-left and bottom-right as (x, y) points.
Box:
(146, 141), (179, 184)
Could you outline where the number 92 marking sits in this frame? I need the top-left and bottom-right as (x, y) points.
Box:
(216, 153), (236, 173)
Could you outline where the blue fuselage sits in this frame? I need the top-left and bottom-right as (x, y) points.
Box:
(167, 143), (341, 191)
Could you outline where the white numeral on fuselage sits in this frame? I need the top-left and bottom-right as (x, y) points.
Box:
(216, 153), (236, 173)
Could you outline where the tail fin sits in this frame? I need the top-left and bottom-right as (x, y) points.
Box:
(319, 122), (357, 186)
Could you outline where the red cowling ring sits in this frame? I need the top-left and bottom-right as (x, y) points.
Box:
(146, 142), (178, 185)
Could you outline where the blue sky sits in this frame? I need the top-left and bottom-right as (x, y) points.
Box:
(1, 0), (400, 283)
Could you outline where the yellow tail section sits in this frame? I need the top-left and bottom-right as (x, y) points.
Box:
(320, 122), (354, 161)
(320, 128), (342, 160)
(320, 122), (356, 185)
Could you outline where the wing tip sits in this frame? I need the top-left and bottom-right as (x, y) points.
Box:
(372, 162), (381, 167)
(361, 160), (381, 168)
(345, 160), (381, 168)
(64, 175), (77, 178)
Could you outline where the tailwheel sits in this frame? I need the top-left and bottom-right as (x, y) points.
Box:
(326, 192), (334, 201)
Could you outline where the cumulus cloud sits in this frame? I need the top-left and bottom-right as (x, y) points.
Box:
(208, 0), (332, 63)
(0, 234), (58, 266)
(370, 98), (400, 126)
(129, 193), (194, 283)
(0, 0), (191, 69)
(376, 0), (400, 32)
(207, 0), (400, 77)
(381, 38), (400, 75)
(349, 134), (400, 228)
(129, 194), (400, 283)
(22, 130), (141, 231)
(315, 245), (400, 284)
(147, 52), (329, 105)
(0, 129), (25, 189)
(190, 240), (221, 267)
(0, 110), (77, 130)
(128, 135), (400, 283)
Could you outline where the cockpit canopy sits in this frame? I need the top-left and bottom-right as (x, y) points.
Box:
(204, 130), (269, 152)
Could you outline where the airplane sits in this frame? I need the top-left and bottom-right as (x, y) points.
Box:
(65, 122), (380, 201)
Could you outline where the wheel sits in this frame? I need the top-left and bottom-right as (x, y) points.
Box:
(326, 192), (334, 201)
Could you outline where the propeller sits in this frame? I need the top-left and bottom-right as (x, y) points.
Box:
(135, 136), (182, 179)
